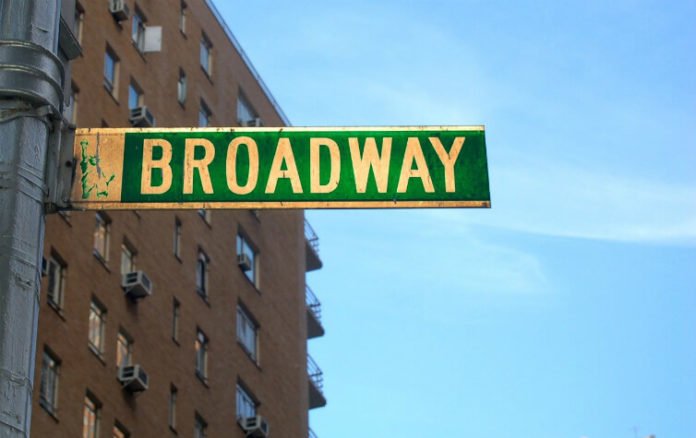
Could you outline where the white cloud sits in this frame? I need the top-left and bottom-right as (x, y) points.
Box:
(429, 157), (696, 246)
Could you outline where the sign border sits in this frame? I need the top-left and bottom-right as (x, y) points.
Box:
(70, 125), (490, 210)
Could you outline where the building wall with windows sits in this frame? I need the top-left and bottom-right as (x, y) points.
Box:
(31, 1), (325, 437)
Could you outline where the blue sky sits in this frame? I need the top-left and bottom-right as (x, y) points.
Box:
(218, 1), (696, 436)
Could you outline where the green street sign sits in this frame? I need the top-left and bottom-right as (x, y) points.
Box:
(70, 127), (490, 209)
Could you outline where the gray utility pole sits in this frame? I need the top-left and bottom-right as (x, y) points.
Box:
(0, 0), (74, 436)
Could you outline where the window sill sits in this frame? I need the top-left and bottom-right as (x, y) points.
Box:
(47, 300), (66, 321)
(200, 65), (213, 84)
(239, 268), (260, 293)
(88, 345), (106, 365)
(195, 371), (209, 388)
(196, 290), (211, 307)
(39, 402), (60, 423)
(236, 341), (261, 370)
(103, 84), (119, 105)
(131, 41), (147, 62)
(92, 250), (110, 272)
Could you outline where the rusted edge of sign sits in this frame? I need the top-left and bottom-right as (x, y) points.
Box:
(76, 125), (486, 134)
(69, 200), (491, 210)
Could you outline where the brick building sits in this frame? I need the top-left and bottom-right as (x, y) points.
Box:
(31, 1), (326, 437)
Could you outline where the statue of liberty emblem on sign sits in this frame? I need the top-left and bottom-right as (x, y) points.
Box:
(80, 139), (116, 199)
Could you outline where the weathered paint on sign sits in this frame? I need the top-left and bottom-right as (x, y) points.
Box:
(70, 127), (490, 209)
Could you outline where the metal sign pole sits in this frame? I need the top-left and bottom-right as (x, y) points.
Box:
(0, 1), (64, 436)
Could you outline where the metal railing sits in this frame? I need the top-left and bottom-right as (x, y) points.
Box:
(307, 354), (324, 393)
(305, 285), (322, 322)
(304, 219), (319, 254)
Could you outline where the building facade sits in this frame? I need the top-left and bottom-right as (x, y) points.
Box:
(31, 1), (326, 437)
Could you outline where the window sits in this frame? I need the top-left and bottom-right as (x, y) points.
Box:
(237, 234), (258, 285)
(179, 1), (187, 34)
(68, 82), (79, 125)
(39, 349), (60, 415)
(74, 2), (84, 44)
(236, 383), (256, 420)
(82, 393), (101, 438)
(168, 385), (178, 430)
(197, 208), (211, 224)
(200, 33), (212, 76)
(195, 329), (208, 381)
(198, 100), (211, 127)
(88, 299), (106, 356)
(116, 330), (132, 367)
(113, 422), (129, 438)
(196, 250), (209, 299)
(103, 46), (119, 95)
(237, 92), (258, 126)
(194, 413), (207, 438)
(128, 81), (143, 110)
(237, 305), (258, 361)
(131, 7), (146, 52)
(172, 298), (180, 342)
(173, 217), (182, 258)
(120, 242), (136, 276)
(93, 212), (110, 262)
(46, 253), (66, 309)
(177, 69), (187, 105)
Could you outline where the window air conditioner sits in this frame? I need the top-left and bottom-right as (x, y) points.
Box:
(118, 364), (149, 392)
(240, 416), (269, 438)
(237, 253), (252, 272)
(129, 106), (155, 127)
(121, 271), (153, 300)
(109, 0), (130, 22)
(241, 117), (262, 127)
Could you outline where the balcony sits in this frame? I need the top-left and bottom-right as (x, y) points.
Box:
(305, 220), (322, 271)
(307, 354), (326, 409)
(306, 285), (325, 339)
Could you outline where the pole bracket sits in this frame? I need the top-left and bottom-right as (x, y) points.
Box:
(0, 40), (64, 118)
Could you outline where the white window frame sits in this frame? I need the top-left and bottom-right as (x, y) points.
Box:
(128, 80), (143, 110)
(131, 7), (146, 52)
(237, 92), (257, 126)
(198, 100), (211, 127)
(168, 385), (178, 430)
(194, 413), (207, 438)
(196, 250), (209, 299)
(120, 242), (136, 276)
(113, 422), (129, 438)
(236, 305), (258, 361)
(88, 300), (106, 356)
(103, 47), (118, 95)
(179, 1), (187, 34)
(116, 330), (132, 368)
(94, 212), (110, 262)
(173, 217), (182, 258)
(82, 393), (100, 438)
(237, 234), (258, 286)
(199, 33), (212, 76)
(177, 70), (187, 105)
(39, 349), (60, 415)
(172, 298), (180, 342)
(74, 2), (84, 45)
(195, 329), (208, 381)
(46, 254), (66, 309)
(235, 383), (257, 420)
